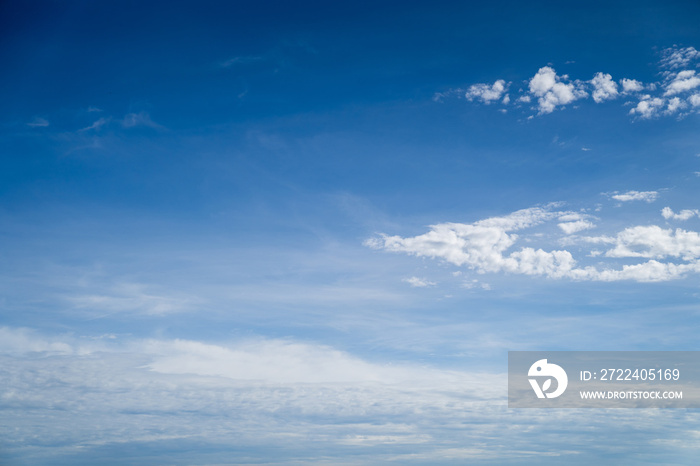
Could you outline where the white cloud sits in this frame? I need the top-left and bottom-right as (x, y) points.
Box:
(451, 46), (700, 119)
(662, 207), (700, 221)
(557, 213), (585, 222)
(402, 276), (436, 287)
(122, 111), (165, 129)
(591, 72), (619, 103)
(27, 117), (49, 127)
(660, 46), (700, 70)
(528, 67), (587, 114)
(665, 96), (687, 115)
(6, 326), (700, 464)
(588, 260), (700, 282)
(621, 78), (644, 93)
(78, 117), (110, 132)
(558, 212), (584, 221)
(465, 79), (509, 104)
(366, 205), (578, 279)
(368, 202), (700, 283)
(0, 327), (73, 354)
(629, 96), (665, 119)
(461, 279), (490, 290)
(66, 282), (197, 315)
(0, 328), (523, 463)
(664, 70), (700, 96)
(586, 226), (700, 261)
(432, 88), (464, 102)
(147, 338), (414, 384)
(610, 190), (658, 203)
(0, 328), (502, 392)
(558, 220), (595, 235)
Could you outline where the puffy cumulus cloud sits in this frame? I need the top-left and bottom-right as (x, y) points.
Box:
(588, 260), (700, 282)
(366, 205), (574, 277)
(597, 226), (700, 260)
(368, 201), (700, 283)
(367, 206), (584, 280)
(665, 96), (687, 115)
(662, 207), (700, 221)
(609, 190), (659, 203)
(660, 46), (700, 70)
(465, 79), (509, 104)
(591, 72), (619, 103)
(558, 220), (595, 235)
(664, 70), (700, 96)
(621, 78), (645, 93)
(528, 66), (587, 114)
(402, 276), (436, 287)
(629, 95), (666, 119)
(450, 45), (700, 119)
(507, 247), (577, 278)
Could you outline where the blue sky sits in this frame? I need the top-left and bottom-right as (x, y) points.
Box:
(2, 0), (700, 464)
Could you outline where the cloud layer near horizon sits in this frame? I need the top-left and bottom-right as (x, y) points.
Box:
(2, 326), (699, 464)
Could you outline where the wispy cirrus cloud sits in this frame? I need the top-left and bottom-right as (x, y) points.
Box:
(122, 111), (165, 130)
(608, 190), (659, 203)
(66, 283), (196, 316)
(78, 117), (110, 132)
(220, 55), (265, 68)
(26, 116), (49, 127)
